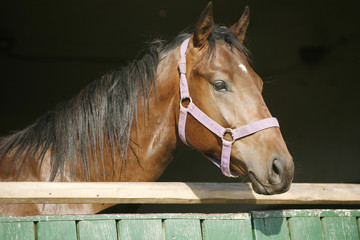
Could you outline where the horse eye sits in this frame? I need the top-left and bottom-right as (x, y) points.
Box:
(212, 80), (229, 92)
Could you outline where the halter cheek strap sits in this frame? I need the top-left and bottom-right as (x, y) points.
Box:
(178, 38), (280, 178)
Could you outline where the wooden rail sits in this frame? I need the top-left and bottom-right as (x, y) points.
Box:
(0, 182), (359, 204)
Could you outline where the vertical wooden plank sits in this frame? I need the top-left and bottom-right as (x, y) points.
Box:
(252, 218), (289, 240)
(0, 222), (35, 240)
(164, 219), (201, 240)
(202, 219), (252, 240)
(322, 217), (359, 240)
(118, 219), (164, 240)
(288, 217), (322, 240)
(36, 221), (77, 240)
(77, 220), (117, 240)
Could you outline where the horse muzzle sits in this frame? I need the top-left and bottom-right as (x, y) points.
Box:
(248, 154), (295, 195)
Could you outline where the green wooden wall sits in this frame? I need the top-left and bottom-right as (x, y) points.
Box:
(0, 210), (359, 239)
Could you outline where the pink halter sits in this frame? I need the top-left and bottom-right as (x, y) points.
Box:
(178, 38), (280, 177)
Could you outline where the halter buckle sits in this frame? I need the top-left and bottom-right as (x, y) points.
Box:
(180, 97), (192, 108)
(223, 128), (235, 143)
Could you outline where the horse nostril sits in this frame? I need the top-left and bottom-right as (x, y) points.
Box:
(269, 158), (283, 185)
(273, 160), (280, 175)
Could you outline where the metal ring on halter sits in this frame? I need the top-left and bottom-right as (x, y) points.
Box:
(180, 97), (193, 108)
(223, 128), (235, 143)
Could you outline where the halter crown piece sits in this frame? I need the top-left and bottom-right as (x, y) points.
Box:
(178, 38), (280, 177)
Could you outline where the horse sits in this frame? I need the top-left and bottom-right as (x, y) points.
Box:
(0, 2), (294, 215)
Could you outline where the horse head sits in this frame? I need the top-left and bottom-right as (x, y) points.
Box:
(178, 2), (294, 195)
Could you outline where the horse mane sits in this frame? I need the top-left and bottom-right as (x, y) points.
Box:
(0, 26), (251, 181)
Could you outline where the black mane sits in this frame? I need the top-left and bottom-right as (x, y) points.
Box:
(0, 26), (251, 180)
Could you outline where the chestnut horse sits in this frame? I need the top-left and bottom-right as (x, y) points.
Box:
(0, 3), (294, 215)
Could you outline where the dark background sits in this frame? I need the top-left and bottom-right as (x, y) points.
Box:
(1, 0), (359, 212)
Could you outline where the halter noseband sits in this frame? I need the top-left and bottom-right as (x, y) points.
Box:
(178, 38), (280, 177)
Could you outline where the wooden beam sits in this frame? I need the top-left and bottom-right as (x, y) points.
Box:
(0, 182), (359, 204)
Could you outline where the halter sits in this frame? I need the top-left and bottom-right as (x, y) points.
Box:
(178, 38), (280, 177)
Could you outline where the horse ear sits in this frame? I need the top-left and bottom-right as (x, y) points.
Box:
(230, 6), (250, 43)
(193, 2), (214, 48)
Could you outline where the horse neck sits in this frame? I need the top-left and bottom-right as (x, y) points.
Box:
(0, 48), (182, 183)
(117, 49), (182, 182)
